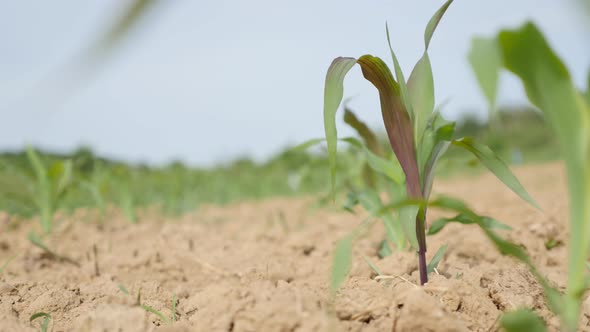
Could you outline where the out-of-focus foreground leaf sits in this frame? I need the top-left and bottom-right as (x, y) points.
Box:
(501, 310), (547, 332)
(331, 235), (353, 294)
(468, 37), (501, 111)
(498, 22), (590, 330)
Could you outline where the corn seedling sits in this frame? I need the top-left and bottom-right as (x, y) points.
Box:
(470, 22), (590, 332)
(25, 146), (73, 233)
(30, 312), (51, 332)
(321, 0), (538, 290)
(28, 232), (79, 266)
(120, 285), (176, 325)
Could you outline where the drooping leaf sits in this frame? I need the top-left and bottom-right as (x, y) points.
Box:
(501, 310), (547, 332)
(498, 22), (590, 327)
(452, 137), (539, 209)
(423, 0), (454, 50)
(343, 105), (382, 156)
(331, 235), (353, 293)
(468, 37), (501, 110)
(357, 55), (421, 198)
(428, 213), (512, 235)
(427, 244), (448, 274)
(323, 57), (358, 195)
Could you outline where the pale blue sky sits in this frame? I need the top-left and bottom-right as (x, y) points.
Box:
(1, 0), (588, 166)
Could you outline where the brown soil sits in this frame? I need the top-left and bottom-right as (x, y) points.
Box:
(0, 162), (589, 332)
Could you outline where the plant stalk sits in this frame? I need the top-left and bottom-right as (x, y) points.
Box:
(416, 207), (428, 285)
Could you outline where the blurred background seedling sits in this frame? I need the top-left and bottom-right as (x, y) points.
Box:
(118, 285), (177, 326)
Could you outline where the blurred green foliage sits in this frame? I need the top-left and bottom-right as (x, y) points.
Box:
(0, 107), (557, 221)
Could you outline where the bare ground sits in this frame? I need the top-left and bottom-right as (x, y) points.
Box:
(0, 162), (589, 332)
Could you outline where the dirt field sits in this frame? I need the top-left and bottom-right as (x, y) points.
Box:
(0, 162), (588, 332)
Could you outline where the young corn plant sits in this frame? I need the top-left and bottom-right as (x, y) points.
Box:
(470, 22), (590, 332)
(323, 0), (538, 288)
(0, 147), (75, 234)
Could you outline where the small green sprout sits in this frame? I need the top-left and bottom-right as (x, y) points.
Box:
(30, 312), (51, 332)
(426, 244), (447, 275)
(119, 285), (177, 325)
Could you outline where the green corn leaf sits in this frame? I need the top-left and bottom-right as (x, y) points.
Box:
(427, 244), (448, 274)
(54, 160), (73, 199)
(468, 37), (501, 111)
(357, 190), (406, 250)
(385, 23), (414, 122)
(424, 0), (454, 50)
(343, 106), (382, 156)
(293, 137), (405, 185)
(409, 0), (456, 142)
(364, 149), (405, 185)
(323, 57), (357, 196)
(501, 310), (547, 332)
(25, 147), (50, 198)
(407, 53), (435, 140)
(30, 312), (51, 332)
(428, 213), (512, 235)
(498, 22), (590, 328)
(357, 55), (422, 199)
(419, 113), (455, 198)
(452, 137), (539, 209)
(331, 235), (353, 293)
